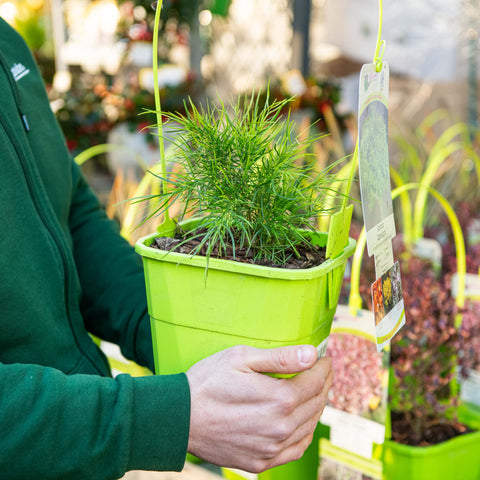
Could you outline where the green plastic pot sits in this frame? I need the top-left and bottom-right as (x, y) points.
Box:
(136, 216), (354, 480)
(135, 220), (355, 376)
(222, 425), (321, 480)
(382, 407), (480, 480)
(257, 424), (321, 480)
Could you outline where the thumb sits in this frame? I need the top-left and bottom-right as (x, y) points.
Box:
(247, 345), (318, 375)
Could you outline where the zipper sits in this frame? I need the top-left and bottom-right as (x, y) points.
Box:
(0, 60), (104, 375)
(0, 50), (30, 132)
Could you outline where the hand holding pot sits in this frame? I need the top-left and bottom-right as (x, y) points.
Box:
(186, 344), (333, 473)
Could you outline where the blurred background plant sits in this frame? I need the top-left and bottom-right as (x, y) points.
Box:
(49, 68), (201, 154)
(390, 109), (480, 246)
(1, 0), (56, 81)
(387, 254), (462, 447)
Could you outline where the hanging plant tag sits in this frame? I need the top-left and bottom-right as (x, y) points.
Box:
(357, 62), (405, 350)
(373, 238), (394, 279)
(358, 62), (395, 257)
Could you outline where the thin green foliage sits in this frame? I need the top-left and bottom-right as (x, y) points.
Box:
(143, 91), (344, 265)
(391, 110), (480, 241)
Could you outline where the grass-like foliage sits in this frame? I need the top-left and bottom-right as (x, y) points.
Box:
(142, 92), (343, 265)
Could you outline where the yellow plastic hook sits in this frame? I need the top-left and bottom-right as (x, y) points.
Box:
(375, 40), (386, 72)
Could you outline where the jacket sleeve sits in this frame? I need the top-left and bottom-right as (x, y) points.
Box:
(0, 361), (190, 480)
(68, 158), (155, 372)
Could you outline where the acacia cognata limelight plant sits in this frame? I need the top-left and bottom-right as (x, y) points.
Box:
(137, 91), (346, 266)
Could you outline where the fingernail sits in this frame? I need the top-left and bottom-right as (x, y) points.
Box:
(297, 345), (315, 365)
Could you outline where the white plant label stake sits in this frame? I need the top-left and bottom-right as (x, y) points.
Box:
(358, 60), (406, 352)
(319, 305), (389, 474)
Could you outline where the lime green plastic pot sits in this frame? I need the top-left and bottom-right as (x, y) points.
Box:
(382, 407), (480, 480)
(257, 424), (321, 480)
(136, 219), (354, 480)
(221, 425), (321, 480)
(135, 224), (355, 375)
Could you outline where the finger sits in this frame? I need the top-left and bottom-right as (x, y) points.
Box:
(266, 361), (332, 449)
(261, 366), (333, 455)
(264, 432), (316, 472)
(276, 412), (320, 452)
(246, 345), (318, 375)
(285, 356), (333, 405)
(276, 372), (332, 449)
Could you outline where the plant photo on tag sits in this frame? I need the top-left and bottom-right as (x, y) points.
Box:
(371, 261), (405, 351)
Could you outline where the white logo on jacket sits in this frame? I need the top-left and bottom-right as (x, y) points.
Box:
(10, 62), (30, 82)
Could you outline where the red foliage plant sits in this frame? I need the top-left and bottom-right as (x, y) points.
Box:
(326, 333), (385, 417)
(354, 226), (478, 446)
(388, 255), (464, 446)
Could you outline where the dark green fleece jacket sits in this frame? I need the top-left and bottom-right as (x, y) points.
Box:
(0, 18), (189, 479)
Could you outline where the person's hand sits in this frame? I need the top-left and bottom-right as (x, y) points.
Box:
(186, 344), (333, 473)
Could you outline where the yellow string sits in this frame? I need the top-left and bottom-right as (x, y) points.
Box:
(342, 0), (385, 206)
(152, 0), (170, 222)
(373, 0), (385, 72)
